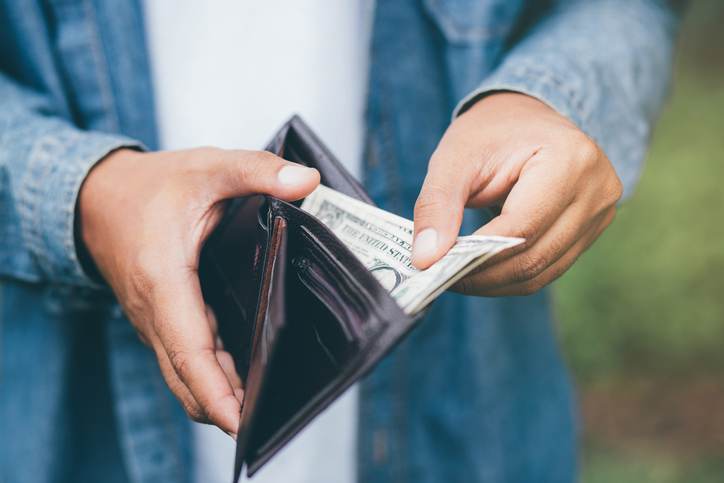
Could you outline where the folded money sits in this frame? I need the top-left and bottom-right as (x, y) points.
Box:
(301, 185), (524, 314)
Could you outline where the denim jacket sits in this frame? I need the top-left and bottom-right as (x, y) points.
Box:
(0, 1), (679, 482)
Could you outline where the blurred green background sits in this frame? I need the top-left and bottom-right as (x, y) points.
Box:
(552, 1), (724, 482)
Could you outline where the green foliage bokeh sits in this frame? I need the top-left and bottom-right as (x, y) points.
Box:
(552, 2), (724, 480)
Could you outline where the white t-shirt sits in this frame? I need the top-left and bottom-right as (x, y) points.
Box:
(142, 2), (373, 482)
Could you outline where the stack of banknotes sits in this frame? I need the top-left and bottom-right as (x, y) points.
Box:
(301, 185), (523, 315)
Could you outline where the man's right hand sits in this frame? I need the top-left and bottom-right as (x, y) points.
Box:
(78, 147), (320, 436)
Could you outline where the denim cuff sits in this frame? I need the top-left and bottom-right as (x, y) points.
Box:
(18, 129), (142, 286)
(449, 60), (647, 200)
(452, 62), (589, 134)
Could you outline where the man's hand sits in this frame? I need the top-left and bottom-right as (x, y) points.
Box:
(411, 92), (622, 296)
(79, 147), (320, 435)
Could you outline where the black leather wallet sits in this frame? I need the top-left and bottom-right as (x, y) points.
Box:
(199, 116), (424, 480)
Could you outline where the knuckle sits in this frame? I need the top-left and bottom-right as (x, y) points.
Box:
(501, 212), (540, 244)
(515, 223), (538, 246)
(236, 155), (268, 185)
(126, 267), (156, 308)
(609, 174), (624, 203)
(513, 253), (548, 283)
(237, 151), (281, 185)
(246, 151), (284, 175)
(454, 276), (475, 296)
(545, 232), (568, 262)
(168, 349), (191, 380)
(594, 173), (623, 215)
(572, 133), (599, 163)
(560, 131), (599, 175)
(256, 150), (282, 164)
(202, 149), (276, 193)
(128, 252), (168, 298)
(184, 402), (207, 423)
(169, 348), (215, 385)
(414, 184), (451, 217)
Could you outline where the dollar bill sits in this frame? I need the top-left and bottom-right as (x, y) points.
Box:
(301, 185), (523, 314)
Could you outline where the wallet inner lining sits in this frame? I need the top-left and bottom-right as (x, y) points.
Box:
(244, 225), (363, 461)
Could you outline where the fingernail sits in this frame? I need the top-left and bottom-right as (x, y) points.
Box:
(413, 228), (438, 265)
(278, 165), (313, 185)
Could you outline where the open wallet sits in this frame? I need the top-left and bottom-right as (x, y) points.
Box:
(198, 115), (425, 480)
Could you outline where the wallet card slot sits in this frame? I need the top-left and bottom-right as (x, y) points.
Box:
(268, 198), (409, 335)
(294, 258), (359, 342)
(298, 227), (373, 337)
(298, 225), (374, 309)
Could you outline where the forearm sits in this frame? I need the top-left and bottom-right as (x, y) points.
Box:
(455, 0), (682, 199)
(0, 72), (141, 285)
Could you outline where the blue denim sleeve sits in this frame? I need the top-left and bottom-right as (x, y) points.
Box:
(453, 0), (681, 200)
(0, 72), (142, 286)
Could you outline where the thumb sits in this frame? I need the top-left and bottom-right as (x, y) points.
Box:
(412, 159), (469, 269)
(211, 150), (320, 201)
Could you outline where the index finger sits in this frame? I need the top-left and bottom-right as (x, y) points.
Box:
(153, 271), (241, 434)
(474, 153), (575, 249)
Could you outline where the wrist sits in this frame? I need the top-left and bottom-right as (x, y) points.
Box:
(75, 148), (143, 282)
(464, 90), (553, 116)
